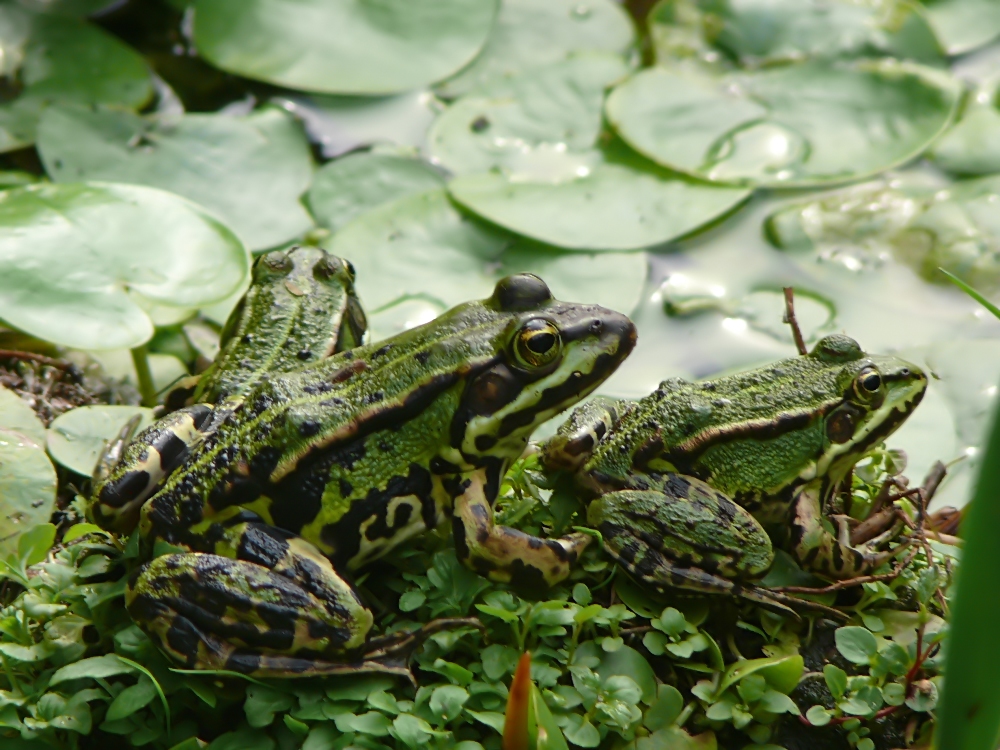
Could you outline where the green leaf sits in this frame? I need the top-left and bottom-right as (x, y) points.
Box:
(0, 182), (248, 350)
(104, 676), (156, 721)
(606, 60), (960, 187)
(244, 685), (294, 728)
(193, 0), (499, 95)
(398, 590), (426, 612)
(823, 664), (848, 700)
(719, 654), (804, 696)
(923, 0), (1000, 54)
(0, 386), (46, 444)
(835, 627), (879, 665)
(0, 432), (57, 558)
(805, 704), (832, 727)
(643, 685), (683, 731)
(531, 682), (570, 750)
(17, 522), (55, 567)
(759, 689), (800, 716)
(330, 188), (647, 339)
(307, 151), (444, 233)
(207, 728), (276, 750)
(436, 0), (634, 97)
(46, 405), (155, 476)
(50, 654), (137, 684)
(431, 55), (749, 250)
(429, 685), (468, 722)
(38, 105), (315, 251)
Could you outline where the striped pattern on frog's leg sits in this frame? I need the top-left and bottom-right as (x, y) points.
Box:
(540, 396), (635, 473)
(450, 471), (591, 588)
(126, 516), (379, 677)
(788, 479), (912, 579)
(90, 404), (214, 534)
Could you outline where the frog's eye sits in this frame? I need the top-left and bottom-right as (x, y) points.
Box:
(313, 255), (344, 280)
(854, 367), (882, 399)
(513, 319), (562, 369)
(258, 251), (294, 276)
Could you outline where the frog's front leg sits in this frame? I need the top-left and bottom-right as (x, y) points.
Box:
(450, 471), (591, 587)
(127, 516), (387, 677)
(787, 480), (909, 579)
(541, 396), (633, 472)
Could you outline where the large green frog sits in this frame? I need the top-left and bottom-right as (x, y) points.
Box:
(94, 273), (635, 677)
(542, 334), (927, 610)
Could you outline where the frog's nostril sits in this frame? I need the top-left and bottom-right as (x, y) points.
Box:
(590, 320), (603, 333)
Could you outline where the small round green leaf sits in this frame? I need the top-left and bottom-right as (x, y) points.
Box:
(430, 55), (749, 249)
(436, 0), (635, 98)
(329, 188), (646, 339)
(607, 61), (960, 187)
(0, 429), (56, 557)
(835, 626), (879, 665)
(0, 386), (46, 444)
(0, 182), (249, 350)
(47, 405), (155, 476)
(193, 0), (500, 95)
(38, 105), (314, 251)
(307, 152), (444, 233)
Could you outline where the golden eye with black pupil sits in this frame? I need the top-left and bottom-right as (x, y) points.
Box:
(513, 319), (561, 368)
(854, 367), (882, 399)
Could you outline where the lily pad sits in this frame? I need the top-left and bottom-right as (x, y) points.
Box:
(37, 105), (314, 251)
(435, 0), (635, 98)
(765, 176), (1000, 295)
(273, 91), (441, 158)
(648, 0), (941, 69)
(307, 152), (444, 233)
(0, 182), (249, 351)
(606, 60), (960, 187)
(429, 55), (749, 249)
(0, 428), (57, 557)
(0, 387), (46, 443)
(0, 6), (153, 152)
(193, 0), (500, 95)
(931, 90), (1000, 175)
(923, 0), (1000, 55)
(329, 188), (646, 338)
(47, 405), (155, 476)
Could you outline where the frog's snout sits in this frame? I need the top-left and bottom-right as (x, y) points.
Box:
(595, 310), (638, 364)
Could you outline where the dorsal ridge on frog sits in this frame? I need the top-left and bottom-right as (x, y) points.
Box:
(542, 333), (927, 615)
(117, 274), (635, 678)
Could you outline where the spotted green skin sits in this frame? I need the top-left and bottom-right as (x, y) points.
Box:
(91, 247), (367, 534)
(543, 334), (928, 609)
(120, 275), (635, 678)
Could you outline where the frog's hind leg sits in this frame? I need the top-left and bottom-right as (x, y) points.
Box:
(127, 520), (385, 677)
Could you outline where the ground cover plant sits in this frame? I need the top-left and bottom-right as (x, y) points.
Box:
(0, 1), (997, 748)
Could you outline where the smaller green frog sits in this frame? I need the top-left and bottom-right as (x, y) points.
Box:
(542, 334), (927, 611)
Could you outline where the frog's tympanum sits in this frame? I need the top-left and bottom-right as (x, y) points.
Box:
(542, 334), (927, 611)
(91, 272), (636, 677)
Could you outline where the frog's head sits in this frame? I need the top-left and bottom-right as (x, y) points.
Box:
(810, 334), (928, 482)
(456, 274), (636, 466)
(245, 247), (368, 352)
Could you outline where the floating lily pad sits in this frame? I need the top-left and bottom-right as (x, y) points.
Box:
(648, 0), (941, 69)
(0, 387), (46, 444)
(607, 61), (960, 187)
(274, 92), (441, 158)
(0, 182), (249, 351)
(0, 428), (57, 557)
(47, 405), (155, 476)
(37, 105), (314, 251)
(435, 0), (635, 98)
(430, 55), (749, 249)
(193, 0), (499, 95)
(932, 91), (1000, 175)
(307, 152), (444, 233)
(0, 6), (152, 152)
(923, 0), (1000, 55)
(329, 188), (646, 338)
(765, 176), (1000, 295)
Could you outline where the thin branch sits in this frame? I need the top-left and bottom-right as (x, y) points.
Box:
(771, 548), (918, 594)
(782, 287), (808, 355)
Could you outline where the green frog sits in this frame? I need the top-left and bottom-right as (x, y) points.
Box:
(97, 274), (635, 677)
(541, 334), (927, 610)
(92, 246), (367, 533)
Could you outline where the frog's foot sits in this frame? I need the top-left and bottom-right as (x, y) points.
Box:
(789, 484), (912, 579)
(452, 474), (590, 587)
(540, 396), (633, 473)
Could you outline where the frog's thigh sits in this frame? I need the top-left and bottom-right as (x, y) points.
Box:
(451, 472), (590, 588)
(127, 527), (372, 674)
(789, 483), (898, 579)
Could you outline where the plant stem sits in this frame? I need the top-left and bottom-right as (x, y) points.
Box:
(130, 345), (157, 407)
